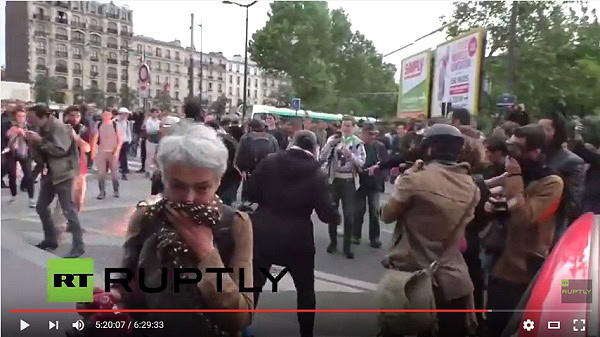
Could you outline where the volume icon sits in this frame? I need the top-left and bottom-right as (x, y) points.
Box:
(72, 320), (85, 331)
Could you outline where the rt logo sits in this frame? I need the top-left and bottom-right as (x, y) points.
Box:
(47, 258), (94, 303)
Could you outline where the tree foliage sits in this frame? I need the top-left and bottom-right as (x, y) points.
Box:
(34, 74), (61, 104)
(84, 83), (105, 109)
(442, 1), (600, 117)
(209, 95), (228, 116)
(119, 86), (137, 109)
(249, 2), (398, 117)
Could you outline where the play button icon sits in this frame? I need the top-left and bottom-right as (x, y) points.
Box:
(20, 320), (30, 331)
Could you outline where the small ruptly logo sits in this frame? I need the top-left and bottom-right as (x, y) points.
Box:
(561, 279), (592, 303)
(47, 258), (94, 303)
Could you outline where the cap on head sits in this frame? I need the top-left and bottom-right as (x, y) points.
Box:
(423, 123), (463, 139)
(118, 107), (131, 114)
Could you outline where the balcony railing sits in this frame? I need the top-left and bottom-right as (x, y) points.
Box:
(73, 54), (82, 59)
(73, 69), (82, 75)
(175, 56), (181, 61)
(121, 60), (130, 66)
(120, 31), (133, 37)
(55, 66), (68, 74)
(90, 71), (99, 77)
(107, 28), (118, 34)
(107, 58), (118, 64)
(72, 38), (85, 44)
(55, 1), (70, 9)
(33, 14), (50, 21)
(107, 43), (119, 49)
(107, 73), (118, 79)
(36, 64), (47, 71)
(36, 48), (47, 55)
(34, 30), (47, 37)
(55, 17), (68, 25)
(90, 57), (99, 62)
(55, 33), (68, 40)
(89, 25), (103, 32)
(55, 51), (68, 58)
(106, 13), (120, 19)
(71, 22), (86, 29)
(165, 69), (171, 73)
(121, 75), (129, 81)
(90, 40), (101, 46)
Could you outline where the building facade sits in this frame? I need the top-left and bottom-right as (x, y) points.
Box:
(5, 1), (136, 106)
(5, 1), (289, 111)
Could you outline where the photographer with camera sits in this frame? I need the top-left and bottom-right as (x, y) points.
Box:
(486, 124), (564, 337)
(320, 116), (366, 259)
(378, 124), (480, 337)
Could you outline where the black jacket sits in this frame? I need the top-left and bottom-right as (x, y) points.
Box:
(573, 141), (600, 200)
(243, 148), (340, 262)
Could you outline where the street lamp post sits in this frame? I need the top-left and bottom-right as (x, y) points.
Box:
(199, 22), (203, 113)
(222, 0), (257, 120)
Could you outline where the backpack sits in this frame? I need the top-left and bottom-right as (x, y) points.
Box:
(96, 121), (118, 146)
(249, 135), (277, 170)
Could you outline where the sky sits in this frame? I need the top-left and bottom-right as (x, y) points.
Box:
(0, 0), (456, 78)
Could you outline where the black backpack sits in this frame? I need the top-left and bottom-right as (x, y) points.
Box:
(249, 135), (277, 169)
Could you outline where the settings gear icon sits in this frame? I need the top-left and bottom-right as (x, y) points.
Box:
(522, 319), (535, 332)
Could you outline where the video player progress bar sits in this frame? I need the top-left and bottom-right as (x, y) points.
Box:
(8, 309), (592, 314)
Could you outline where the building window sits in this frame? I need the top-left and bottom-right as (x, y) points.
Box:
(137, 44), (142, 54)
(108, 22), (118, 33)
(90, 34), (101, 46)
(208, 82), (213, 91)
(108, 52), (117, 61)
(236, 76), (240, 85)
(155, 75), (160, 83)
(166, 63), (170, 72)
(255, 79), (258, 87)
(73, 78), (81, 88)
(254, 90), (257, 98)
(90, 18), (98, 27)
(156, 90), (160, 97)
(157, 62), (161, 71)
(218, 84), (222, 92)
(147, 60), (152, 69)
(73, 63), (82, 74)
(107, 82), (117, 93)
(156, 47), (161, 57)
(175, 91), (179, 100)
(121, 68), (127, 77)
(166, 50), (171, 59)
(56, 43), (67, 52)
(263, 90), (267, 97)
(108, 37), (118, 49)
(90, 49), (99, 60)
(91, 65), (98, 73)
(72, 15), (80, 23)
(175, 51), (180, 60)
(73, 31), (84, 43)
(208, 95), (212, 102)
(228, 64), (232, 71)
(228, 87), (232, 95)
(236, 88), (240, 96)
(36, 57), (45, 65)
(175, 64), (180, 73)
(229, 75), (232, 84)
(175, 78), (179, 86)
(236, 64), (240, 72)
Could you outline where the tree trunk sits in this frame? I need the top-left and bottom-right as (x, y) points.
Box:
(506, 1), (518, 94)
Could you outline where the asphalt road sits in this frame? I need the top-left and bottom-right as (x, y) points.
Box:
(1, 160), (398, 337)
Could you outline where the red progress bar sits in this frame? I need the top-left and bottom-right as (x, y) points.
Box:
(9, 309), (490, 313)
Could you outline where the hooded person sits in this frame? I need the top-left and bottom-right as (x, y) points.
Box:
(243, 130), (340, 337)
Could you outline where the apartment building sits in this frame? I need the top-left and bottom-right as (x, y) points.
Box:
(133, 35), (187, 109)
(5, 1), (136, 106)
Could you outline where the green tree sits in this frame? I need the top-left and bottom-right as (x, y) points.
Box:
(153, 91), (171, 111)
(209, 95), (228, 116)
(84, 83), (105, 109)
(119, 86), (137, 109)
(249, 2), (398, 117)
(266, 83), (296, 107)
(441, 2), (600, 117)
(34, 73), (60, 104)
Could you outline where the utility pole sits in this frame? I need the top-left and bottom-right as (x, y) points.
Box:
(199, 22), (203, 114)
(189, 13), (195, 101)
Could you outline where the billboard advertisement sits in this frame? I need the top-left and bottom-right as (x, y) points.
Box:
(397, 50), (432, 120)
(430, 28), (486, 117)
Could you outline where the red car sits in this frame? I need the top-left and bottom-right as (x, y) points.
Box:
(502, 213), (599, 337)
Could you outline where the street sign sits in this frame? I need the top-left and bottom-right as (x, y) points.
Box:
(138, 64), (150, 83)
(291, 98), (301, 111)
(496, 94), (517, 107)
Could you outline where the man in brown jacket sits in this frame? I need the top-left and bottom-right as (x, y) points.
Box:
(486, 124), (564, 337)
(381, 124), (480, 336)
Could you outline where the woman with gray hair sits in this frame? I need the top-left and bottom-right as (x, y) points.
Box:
(110, 123), (254, 337)
(243, 129), (340, 337)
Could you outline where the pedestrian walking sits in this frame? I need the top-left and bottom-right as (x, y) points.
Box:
(91, 108), (123, 199)
(25, 104), (85, 258)
(116, 107), (133, 181)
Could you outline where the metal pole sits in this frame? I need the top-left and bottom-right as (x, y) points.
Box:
(143, 48), (147, 113)
(189, 14), (195, 101)
(199, 23), (203, 114)
(242, 5), (249, 120)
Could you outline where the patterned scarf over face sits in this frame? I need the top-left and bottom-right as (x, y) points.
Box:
(142, 197), (221, 269)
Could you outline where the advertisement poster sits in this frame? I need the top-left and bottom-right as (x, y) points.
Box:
(430, 28), (486, 117)
(397, 50), (432, 120)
